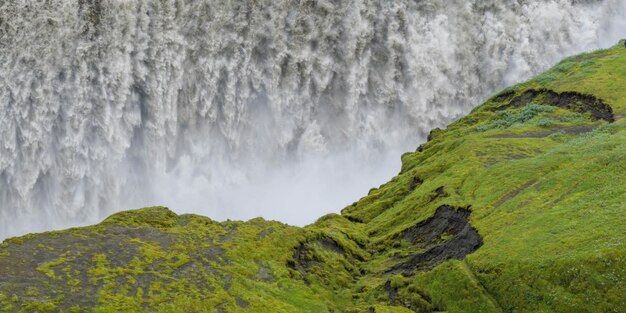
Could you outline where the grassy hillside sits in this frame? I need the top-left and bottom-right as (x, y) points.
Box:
(1, 41), (625, 313)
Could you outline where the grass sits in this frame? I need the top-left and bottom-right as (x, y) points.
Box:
(475, 103), (557, 131)
(0, 41), (625, 312)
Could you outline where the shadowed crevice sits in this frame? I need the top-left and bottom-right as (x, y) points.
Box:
(494, 89), (614, 122)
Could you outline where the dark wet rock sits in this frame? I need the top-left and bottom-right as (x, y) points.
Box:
(286, 242), (314, 274)
(380, 279), (435, 311)
(236, 297), (249, 308)
(286, 236), (357, 285)
(429, 186), (448, 202)
(427, 128), (443, 141)
(409, 176), (424, 190)
(256, 228), (274, 240)
(386, 205), (482, 275)
(219, 225), (238, 243)
(222, 275), (232, 290)
(256, 265), (274, 282)
(344, 215), (365, 223)
(318, 237), (345, 254)
(492, 90), (516, 102)
(496, 89), (614, 122)
(385, 280), (398, 303)
(287, 236), (346, 273)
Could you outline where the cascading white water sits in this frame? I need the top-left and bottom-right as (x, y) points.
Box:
(0, 0), (624, 239)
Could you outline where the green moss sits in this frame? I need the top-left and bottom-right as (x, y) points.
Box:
(36, 252), (71, 279)
(476, 103), (557, 132)
(102, 206), (179, 229)
(25, 287), (39, 297)
(22, 301), (56, 312)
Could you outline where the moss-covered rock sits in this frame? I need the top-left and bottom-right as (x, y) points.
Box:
(102, 206), (180, 229)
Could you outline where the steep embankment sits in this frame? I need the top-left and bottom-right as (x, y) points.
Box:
(1, 43), (626, 313)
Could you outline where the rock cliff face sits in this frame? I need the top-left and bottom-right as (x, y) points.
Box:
(1, 43), (626, 313)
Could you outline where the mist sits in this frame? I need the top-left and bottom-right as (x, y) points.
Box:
(150, 148), (403, 226)
(1, 0), (625, 240)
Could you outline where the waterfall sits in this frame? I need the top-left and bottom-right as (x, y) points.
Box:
(0, 0), (624, 239)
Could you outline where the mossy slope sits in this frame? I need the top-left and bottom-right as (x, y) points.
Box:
(1, 42), (626, 313)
